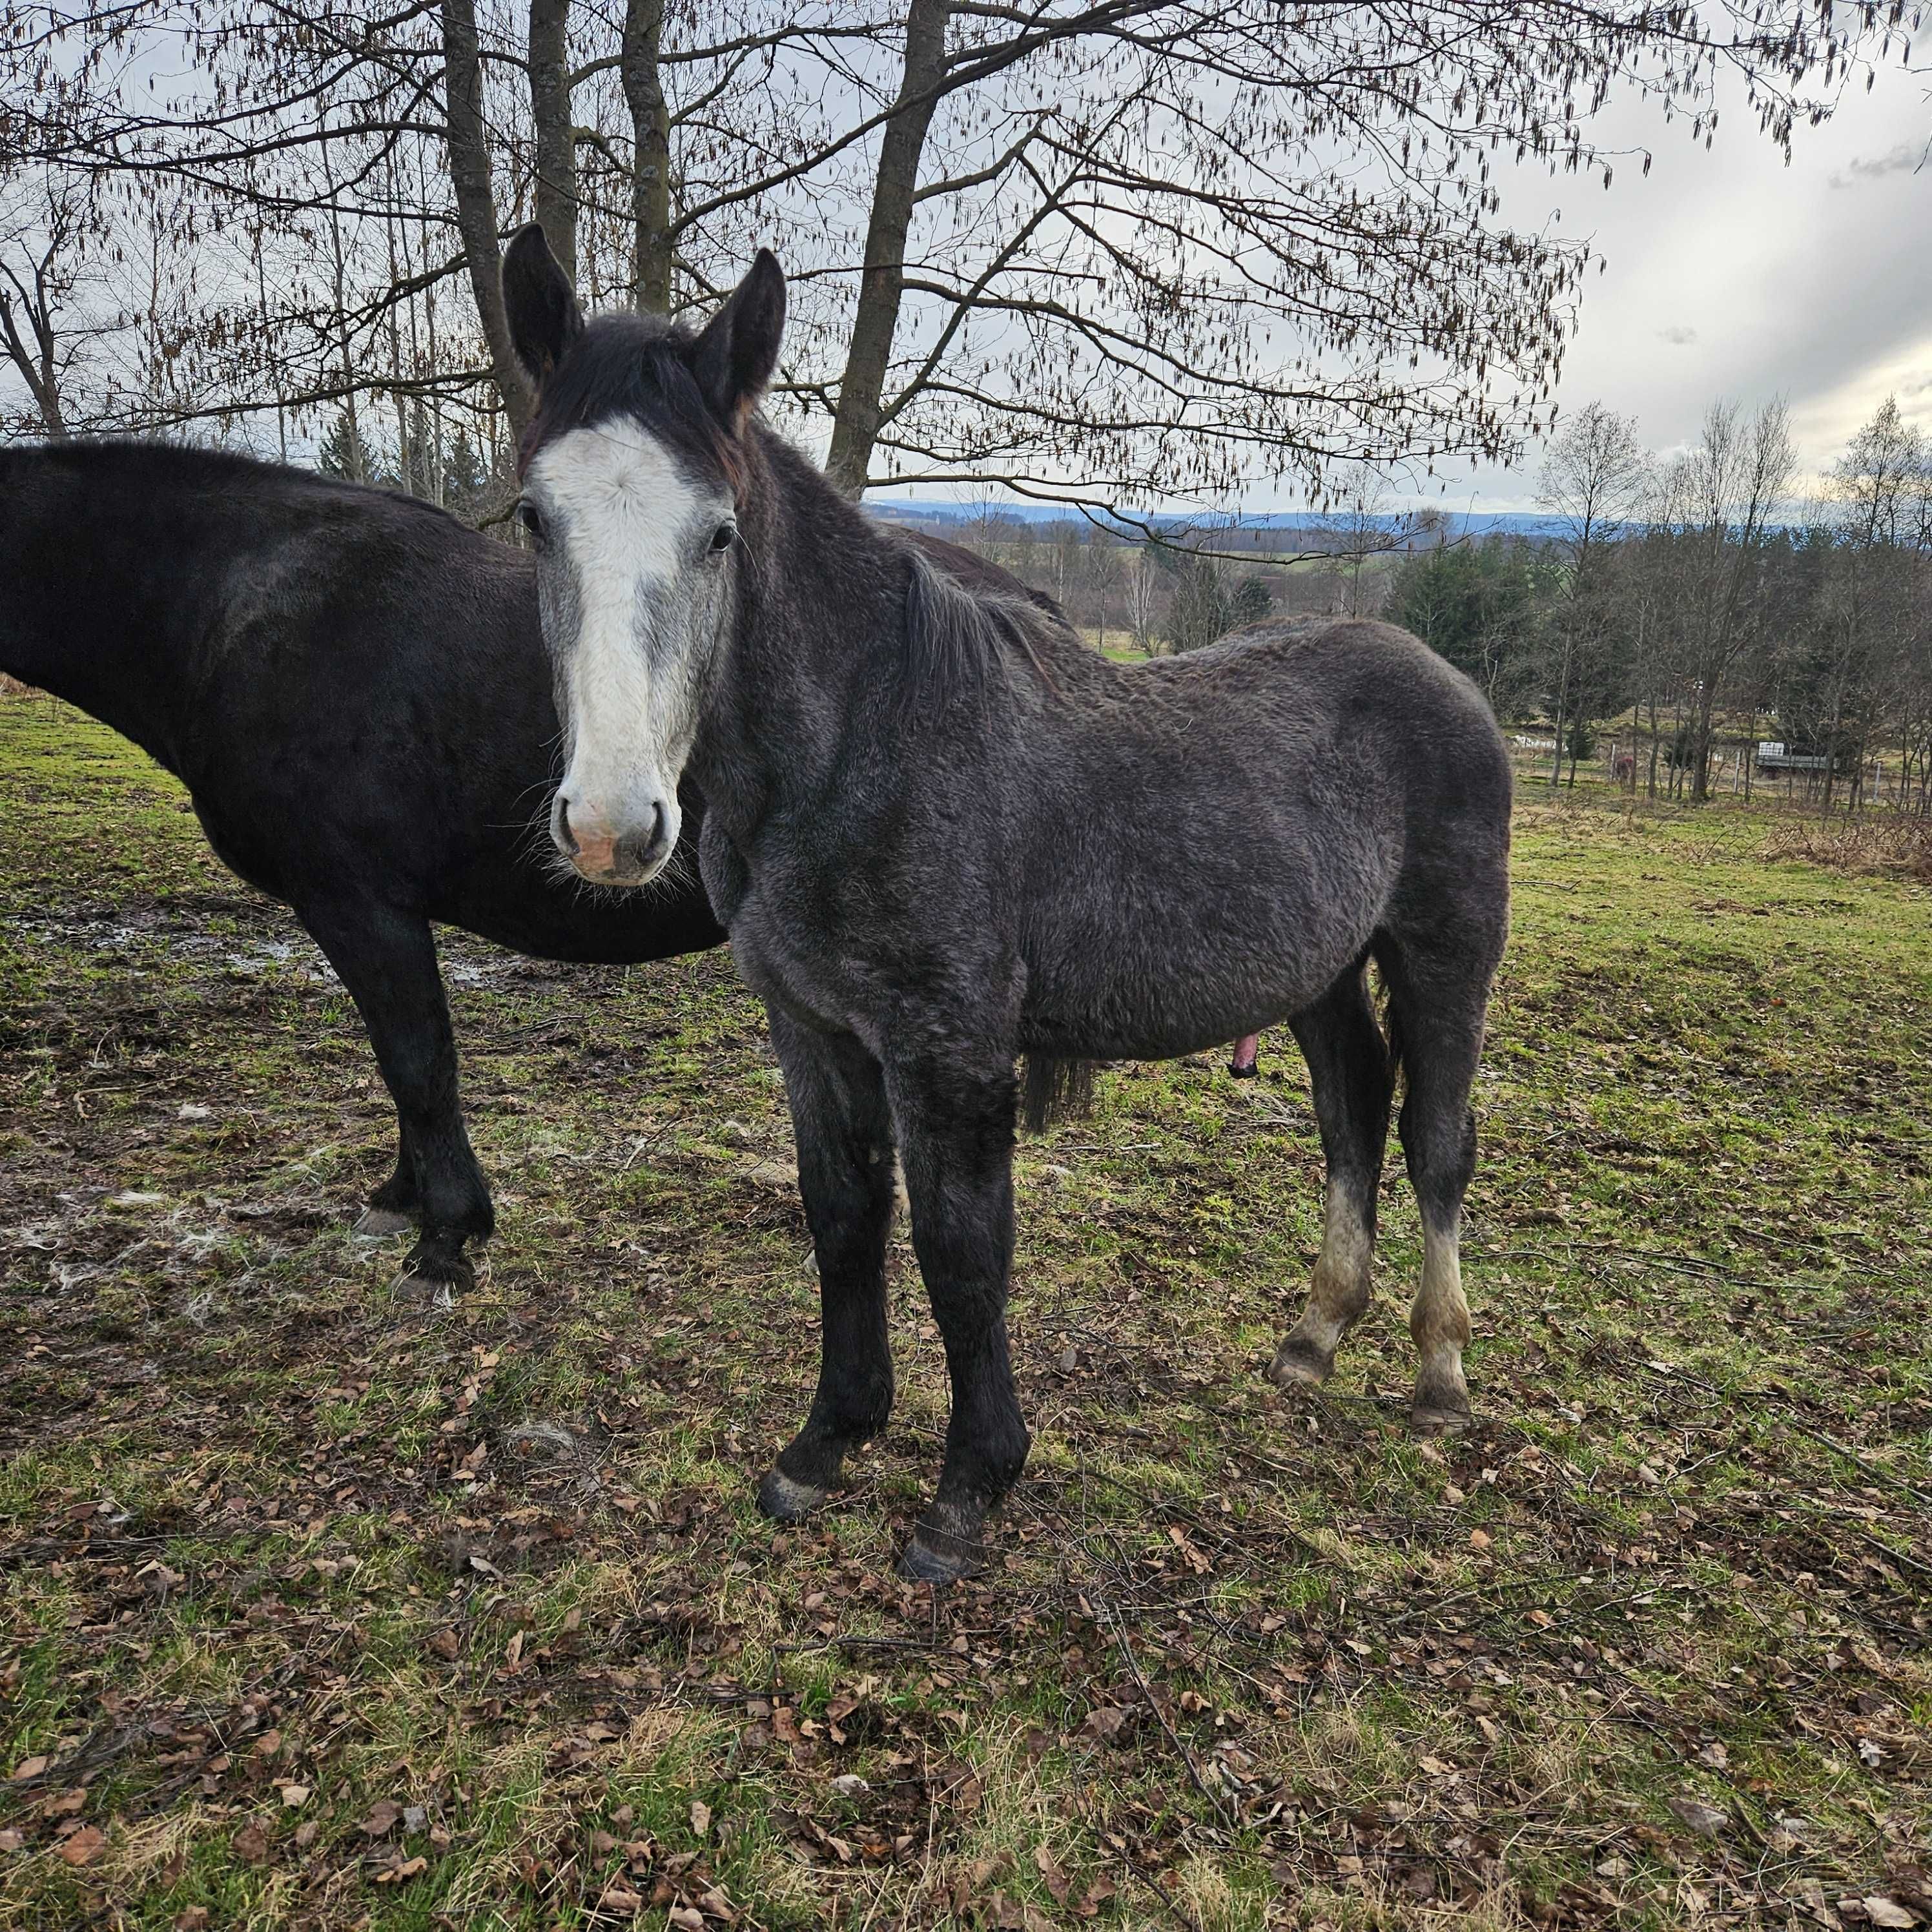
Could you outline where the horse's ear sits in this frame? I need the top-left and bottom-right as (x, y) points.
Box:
(502, 223), (582, 385)
(689, 250), (786, 432)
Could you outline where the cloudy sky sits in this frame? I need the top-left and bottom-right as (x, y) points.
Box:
(1428, 55), (1932, 515)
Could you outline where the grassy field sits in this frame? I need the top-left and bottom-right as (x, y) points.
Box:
(1, 692), (1927, 1931)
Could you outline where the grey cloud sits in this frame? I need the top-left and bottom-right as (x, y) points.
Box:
(1828, 142), (1927, 189)
(1657, 324), (1698, 346)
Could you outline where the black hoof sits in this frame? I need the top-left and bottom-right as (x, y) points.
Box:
(1228, 1060), (1259, 1080)
(402, 1239), (474, 1293)
(897, 1536), (978, 1585)
(355, 1205), (416, 1238)
(756, 1468), (828, 1523)
(897, 1506), (990, 1583)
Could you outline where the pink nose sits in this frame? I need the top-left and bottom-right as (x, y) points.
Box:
(552, 793), (670, 882)
(573, 828), (619, 876)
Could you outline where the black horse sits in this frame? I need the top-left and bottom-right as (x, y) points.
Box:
(0, 442), (724, 1285)
(503, 229), (1513, 1581)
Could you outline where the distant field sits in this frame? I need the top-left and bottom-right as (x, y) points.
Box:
(1, 692), (1927, 1930)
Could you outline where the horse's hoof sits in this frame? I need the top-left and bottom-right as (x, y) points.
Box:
(402, 1241), (474, 1293)
(896, 1534), (981, 1585)
(897, 1506), (988, 1584)
(1229, 1060), (1259, 1080)
(756, 1469), (827, 1523)
(1410, 1400), (1473, 1437)
(1267, 1339), (1332, 1388)
(355, 1206), (416, 1238)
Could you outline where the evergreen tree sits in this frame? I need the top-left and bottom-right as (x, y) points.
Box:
(1230, 576), (1273, 628)
(316, 405), (378, 484)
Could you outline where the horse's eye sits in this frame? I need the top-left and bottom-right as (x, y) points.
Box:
(709, 521), (736, 553)
(518, 502), (546, 548)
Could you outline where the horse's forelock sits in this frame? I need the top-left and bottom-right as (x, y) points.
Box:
(517, 322), (746, 501)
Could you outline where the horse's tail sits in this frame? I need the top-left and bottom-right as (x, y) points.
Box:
(1372, 940), (1408, 1095)
(1018, 1054), (1096, 1134)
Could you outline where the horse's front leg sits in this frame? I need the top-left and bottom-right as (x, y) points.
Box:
(298, 901), (493, 1288)
(885, 1052), (1028, 1583)
(757, 1013), (898, 1521)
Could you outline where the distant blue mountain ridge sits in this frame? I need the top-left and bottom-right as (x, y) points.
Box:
(863, 499), (1576, 545)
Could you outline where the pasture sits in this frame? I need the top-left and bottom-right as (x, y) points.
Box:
(0, 690), (1927, 1930)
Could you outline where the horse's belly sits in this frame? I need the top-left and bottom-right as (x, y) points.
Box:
(1020, 941), (1354, 1062)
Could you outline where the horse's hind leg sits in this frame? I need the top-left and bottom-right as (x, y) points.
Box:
(1269, 962), (1393, 1389)
(757, 1012), (898, 1523)
(300, 902), (493, 1288)
(1379, 929), (1498, 1434)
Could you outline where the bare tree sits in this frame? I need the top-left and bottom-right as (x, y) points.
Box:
(0, 172), (93, 436)
(1658, 400), (1796, 803)
(1537, 402), (1649, 785)
(1, 0), (1900, 531)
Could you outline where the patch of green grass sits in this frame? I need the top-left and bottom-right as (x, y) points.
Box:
(1, 694), (1927, 1928)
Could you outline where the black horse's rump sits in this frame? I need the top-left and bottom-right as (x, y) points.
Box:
(0, 442), (723, 1284)
(504, 230), (1513, 1581)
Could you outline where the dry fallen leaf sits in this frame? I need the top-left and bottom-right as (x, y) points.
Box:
(689, 1798), (712, 1840)
(57, 1824), (105, 1867)
(8, 1756), (48, 1783)
(1862, 1900), (1917, 1930)
(427, 1627), (460, 1661)
(1034, 1844), (1071, 1903)
(360, 1799), (404, 1837)
(231, 1820), (271, 1865)
(1666, 1796), (1728, 1839)
(1468, 1528), (1492, 1550)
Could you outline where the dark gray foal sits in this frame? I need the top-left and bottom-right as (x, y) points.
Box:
(500, 229), (1513, 1580)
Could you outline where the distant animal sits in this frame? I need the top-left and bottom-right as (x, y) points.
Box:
(0, 443), (724, 1286)
(502, 226), (1513, 1581)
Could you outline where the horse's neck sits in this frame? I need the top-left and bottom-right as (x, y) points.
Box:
(698, 451), (897, 814)
(5, 462), (220, 773)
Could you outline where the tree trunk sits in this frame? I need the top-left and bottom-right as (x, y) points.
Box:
(0, 283), (66, 437)
(442, 0), (535, 440)
(528, 0), (577, 286)
(1690, 686), (1714, 805)
(1549, 636), (1571, 788)
(825, 0), (952, 498)
(621, 0), (672, 311)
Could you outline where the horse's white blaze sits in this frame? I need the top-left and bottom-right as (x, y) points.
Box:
(527, 420), (710, 877)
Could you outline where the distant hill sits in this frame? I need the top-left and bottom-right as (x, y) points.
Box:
(863, 498), (1573, 548)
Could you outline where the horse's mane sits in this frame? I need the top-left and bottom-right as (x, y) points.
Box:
(898, 535), (1081, 710)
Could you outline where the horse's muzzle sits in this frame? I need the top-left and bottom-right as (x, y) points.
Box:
(553, 794), (672, 885)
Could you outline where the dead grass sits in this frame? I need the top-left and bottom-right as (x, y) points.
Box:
(1761, 814), (1932, 884)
